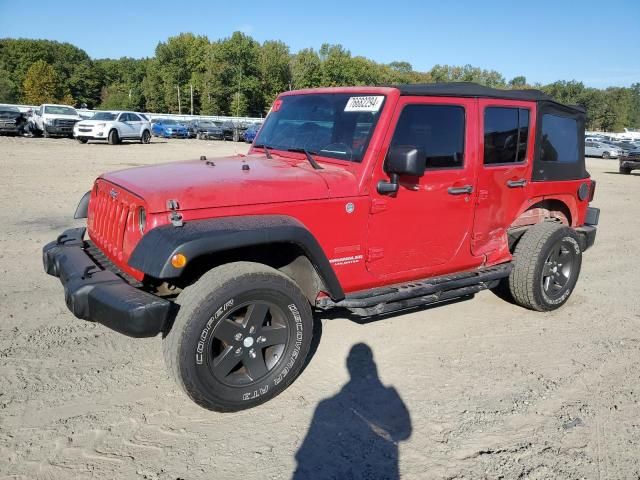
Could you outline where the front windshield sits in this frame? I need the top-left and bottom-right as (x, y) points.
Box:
(255, 93), (385, 162)
(44, 105), (77, 116)
(199, 121), (215, 127)
(92, 112), (117, 121)
(0, 106), (20, 118)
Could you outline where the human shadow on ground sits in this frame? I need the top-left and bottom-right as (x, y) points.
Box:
(292, 343), (412, 480)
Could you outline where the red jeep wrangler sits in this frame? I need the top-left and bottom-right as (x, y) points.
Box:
(44, 83), (599, 411)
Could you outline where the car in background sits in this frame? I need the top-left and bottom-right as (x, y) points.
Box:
(221, 120), (248, 142)
(0, 105), (23, 135)
(619, 148), (640, 174)
(152, 118), (189, 138)
(74, 111), (152, 145)
(30, 104), (81, 138)
(192, 120), (224, 140)
(242, 122), (262, 143)
(585, 140), (621, 159)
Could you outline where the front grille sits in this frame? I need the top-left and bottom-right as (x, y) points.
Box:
(629, 152), (640, 158)
(85, 240), (142, 287)
(90, 184), (134, 262)
(54, 119), (77, 127)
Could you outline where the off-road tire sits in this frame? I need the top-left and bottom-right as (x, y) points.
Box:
(163, 262), (314, 411)
(76, 138), (88, 144)
(620, 165), (631, 175)
(140, 130), (151, 144)
(509, 222), (582, 312)
(108, 129), (120, 145)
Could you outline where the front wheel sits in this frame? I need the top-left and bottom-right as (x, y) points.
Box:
(76, 138), (88, 144)
(509, 222), (582, 311)
(620, 165), (631, 175)
(163, 262), (314, 411)
(108, 129), (120, 145)
(602, 151), (610, 159)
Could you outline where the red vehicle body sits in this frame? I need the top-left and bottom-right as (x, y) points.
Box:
(44, 83), (599, 411)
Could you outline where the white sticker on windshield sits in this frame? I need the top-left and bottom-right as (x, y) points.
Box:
(344, 96), (384, 113)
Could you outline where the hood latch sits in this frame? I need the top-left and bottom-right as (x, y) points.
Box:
(167, 199), (184, 227)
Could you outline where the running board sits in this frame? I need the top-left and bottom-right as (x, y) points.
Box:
(317, 263), (512, 317)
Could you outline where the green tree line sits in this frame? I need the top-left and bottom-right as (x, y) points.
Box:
(1, 35), (638, 130)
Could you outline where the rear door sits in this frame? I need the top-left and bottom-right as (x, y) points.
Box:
(366, 96), (482, 281)
(471, 100), (534, 257)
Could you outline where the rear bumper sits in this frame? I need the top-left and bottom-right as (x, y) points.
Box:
(576, 206), (599, 252)
(43, 228), (172, 338)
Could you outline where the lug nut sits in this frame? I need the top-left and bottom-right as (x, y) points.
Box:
(249, 348), (256, 359)
(257, 336), (266, 344)
(235, 347), (243, 355)
(234, 333), (243, 341)
(249, 326), (256, 334)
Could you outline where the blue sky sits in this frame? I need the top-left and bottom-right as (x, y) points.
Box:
(1, 0), (638, 88)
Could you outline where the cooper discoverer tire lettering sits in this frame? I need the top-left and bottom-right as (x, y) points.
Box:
(163, 262), (313, 411)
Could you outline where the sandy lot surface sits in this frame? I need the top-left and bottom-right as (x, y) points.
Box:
(0, 135), (639, 479)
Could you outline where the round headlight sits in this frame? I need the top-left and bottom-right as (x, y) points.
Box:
(138, 207), (146, 234)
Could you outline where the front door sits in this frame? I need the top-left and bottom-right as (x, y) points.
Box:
(366, 97), (482, 281)
(471, 100), (534, 257)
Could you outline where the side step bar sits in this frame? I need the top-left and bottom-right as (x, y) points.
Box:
(317, 263), (512, 316)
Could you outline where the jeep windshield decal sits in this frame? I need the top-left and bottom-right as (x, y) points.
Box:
(254, 93), (386, 163)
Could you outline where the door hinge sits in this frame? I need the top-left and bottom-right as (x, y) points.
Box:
(367, 247), (384, 262)
(370, 198), (388, 214)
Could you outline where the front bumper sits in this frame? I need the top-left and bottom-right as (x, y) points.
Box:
(620, 158), (640, 170)
(45, 125), (75, 135)
(43, 228), (172, 337)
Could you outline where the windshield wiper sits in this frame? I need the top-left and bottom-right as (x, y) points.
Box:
(254, 143), (273, 159)
(287, 148), (323, 170)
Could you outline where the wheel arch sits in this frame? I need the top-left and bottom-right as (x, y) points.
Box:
(507, 197), (574, 252)
(129, 215), (345, 302)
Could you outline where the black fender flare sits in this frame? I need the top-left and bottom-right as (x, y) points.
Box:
(128, 215), (345, 301)
(74, 190), (91, 219)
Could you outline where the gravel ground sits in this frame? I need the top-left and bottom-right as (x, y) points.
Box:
(0, 136), (639, 479)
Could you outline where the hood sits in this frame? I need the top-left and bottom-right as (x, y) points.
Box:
(102, 154), (359, 213)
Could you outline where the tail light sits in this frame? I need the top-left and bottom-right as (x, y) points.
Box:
(589, 180), (596, 202)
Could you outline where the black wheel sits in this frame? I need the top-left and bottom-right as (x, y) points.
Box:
(43, 128), (50, 138)
(620, 165), (631, 175)
(140, 130), (151, 144)
(108, 129), (120, 145)
(76, 138), (88, 144)
(509, 222), (582, 312)
(163, 262), (314, 411)
(602, 151), (610, 159)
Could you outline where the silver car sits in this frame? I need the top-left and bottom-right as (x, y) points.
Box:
(585, 141), (620, 159)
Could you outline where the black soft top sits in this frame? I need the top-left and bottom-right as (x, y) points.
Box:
(396, 82), (584, 113)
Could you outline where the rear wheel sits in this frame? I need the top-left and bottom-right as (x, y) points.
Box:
(620, 165), (631, 175)
(163, 262), (314, 411)
(108, 129), (120, 145)
(602, 151), (610, 159)
(140, 130), (151, 144)
(509, 222), (582, 311)
(76, 138), (88, 144)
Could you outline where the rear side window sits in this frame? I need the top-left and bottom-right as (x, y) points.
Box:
(540, 114), (579, 163)
(483, 107), (529, 164)
(390, 104), (465, 169)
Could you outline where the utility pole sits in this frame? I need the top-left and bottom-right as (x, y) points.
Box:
(176, 85), (181, 114)
(190, 84), (193, 116)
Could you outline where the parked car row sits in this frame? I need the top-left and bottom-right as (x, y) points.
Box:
(585, 135), (640, 159)
(0, 104), (264, 147)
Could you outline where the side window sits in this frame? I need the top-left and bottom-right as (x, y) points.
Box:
(483, 107), (529, 165)
(540, 114), (579, 163)
(118, 113), (128, 122)
(390, 104), (465, 169)
(129, 113), (141, 122)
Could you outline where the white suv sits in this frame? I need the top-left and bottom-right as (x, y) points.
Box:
(74, 111), (152, 145)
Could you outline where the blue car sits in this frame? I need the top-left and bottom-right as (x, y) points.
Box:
(151, 118), (189, 138)
(242, 122), (262, 143)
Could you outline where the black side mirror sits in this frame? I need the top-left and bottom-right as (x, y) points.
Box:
(378, 145), (426, 194)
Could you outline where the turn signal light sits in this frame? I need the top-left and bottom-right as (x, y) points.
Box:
(171, 253), (187, 268)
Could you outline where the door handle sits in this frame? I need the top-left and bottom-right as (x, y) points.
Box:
(447, 185), (473, 195)
(506, 179), (527, 188)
